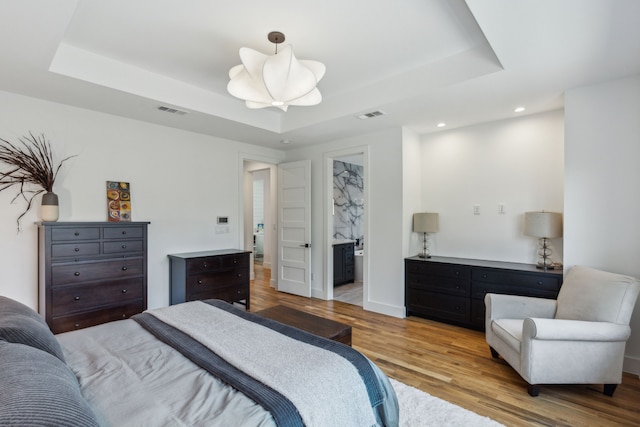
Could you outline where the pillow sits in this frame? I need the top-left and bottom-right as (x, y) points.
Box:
(0, 295), (66, 362)
(0, 341), (100, 427)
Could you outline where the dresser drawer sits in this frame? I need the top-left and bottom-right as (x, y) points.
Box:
(406, 261), (471, 280)
(103, 226), (145, 240)
(104, 240), (144, 255)
(187, 270), (247, 294)
(51, 242), (100, 258)
(472, 268), (561, 291)
(50, 300), (144, 334)
(471, 281), (560, 300)
(51, 278), (144, 316)
(186, 257), (222, 274)
(406, 288), (470, 324)
(188, 284), (249, 303)
(52, 258), (143, 285)
(219, 254), (249, 269)
(51, 227), (100, 242)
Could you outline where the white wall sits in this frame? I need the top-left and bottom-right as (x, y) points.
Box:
(285, 128), (406, 317)
(402, 127), (423, 258)
(420, 110), (565, 264)
(564, 75), (640, 374)
(0, 90), (284, 310)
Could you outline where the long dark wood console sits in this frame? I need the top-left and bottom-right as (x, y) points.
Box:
(405, 256), (563, 330)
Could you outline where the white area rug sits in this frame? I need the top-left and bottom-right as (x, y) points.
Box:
(390, 378), (505, 427)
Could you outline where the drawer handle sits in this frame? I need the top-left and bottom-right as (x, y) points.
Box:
(121, 244), (127, 249)
(121, 289), (127, 294)
(455, 271), (460, 276)
(74, 323), (80, 328)
(233, 259), (238, 264)
(121, 266), (128, 271)
(122, 314), (127, 318)
(203, 262), (208, 268)
(74, 232), (80, 236)
(538, 281), (543, 285)
(74, 247), (80, 252)
(74, 272), (80, 276)
(482, 274), (488, 279)
(237, 273), (242, 277)
(74, 296), (80, 301)
(121, 231), (127, 235)
(197, 280), (203, 284)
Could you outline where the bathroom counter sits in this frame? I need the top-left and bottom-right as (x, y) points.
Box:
(332, 239), (356, 246)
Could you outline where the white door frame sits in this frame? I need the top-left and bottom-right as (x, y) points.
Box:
(323, 146), (369, 303)
(239, 152), (283, 286)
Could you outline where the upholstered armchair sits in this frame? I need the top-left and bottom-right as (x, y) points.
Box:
(485, 265), (640, 396)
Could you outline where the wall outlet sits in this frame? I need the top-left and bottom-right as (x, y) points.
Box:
(498, 203), (506, 214)
(473, 204), (480, 215)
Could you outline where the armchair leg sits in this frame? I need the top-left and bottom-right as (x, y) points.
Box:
(489, 346), (500, 359)
(603, 384), (617, 397)
(527, 384), (540, 397)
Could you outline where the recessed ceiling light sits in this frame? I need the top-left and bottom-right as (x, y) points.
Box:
(514, 106), (525, 113)
(437, 122), (446, 128)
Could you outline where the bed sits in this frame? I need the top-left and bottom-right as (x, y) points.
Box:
(0, 296), (399, 426)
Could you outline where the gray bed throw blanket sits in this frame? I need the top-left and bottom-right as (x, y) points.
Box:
(138, 301), (381, 427)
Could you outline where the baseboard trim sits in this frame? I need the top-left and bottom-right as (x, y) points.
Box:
(363, 300), (404, 318)
(623, 354), (640, 377)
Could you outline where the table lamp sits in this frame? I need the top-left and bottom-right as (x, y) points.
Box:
(413, 212), (439, 258)
(524, 211), (563, 269)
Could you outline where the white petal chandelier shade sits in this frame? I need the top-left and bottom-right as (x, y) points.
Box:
(228, 44), (325, 112)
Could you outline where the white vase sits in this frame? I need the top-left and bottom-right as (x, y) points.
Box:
(41, 192), (59, 222)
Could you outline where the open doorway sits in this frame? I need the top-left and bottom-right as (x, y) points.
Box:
(243, 160), (277, 284)
(331, 153), (365, 307)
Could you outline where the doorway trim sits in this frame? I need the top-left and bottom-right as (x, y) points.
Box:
(239, 151), (284, 286)
(323, 145), (369, 303)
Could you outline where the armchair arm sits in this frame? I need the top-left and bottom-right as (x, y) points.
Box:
(484, 293), (557, 321)
(523, 318), (631, 342)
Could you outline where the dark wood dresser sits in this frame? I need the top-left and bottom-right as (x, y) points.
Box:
(168, 249), (251, 309)
(38, 221), (149, 334)
(405, 256), (563, 330)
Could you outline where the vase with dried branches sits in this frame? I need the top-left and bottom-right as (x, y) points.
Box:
(0, 132), (76, 231)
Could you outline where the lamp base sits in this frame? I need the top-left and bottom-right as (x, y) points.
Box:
(535, 264), (557, 270)
(418, 253), (431, 259)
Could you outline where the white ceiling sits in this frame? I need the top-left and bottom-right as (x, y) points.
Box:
(1, 0), (639, 150)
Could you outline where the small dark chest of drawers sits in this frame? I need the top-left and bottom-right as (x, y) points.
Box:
(405, 256), (563, 330)
(168, 249), (251, 309)
(38, 221), (149, 334)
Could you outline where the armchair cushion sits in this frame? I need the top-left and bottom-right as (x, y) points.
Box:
(484, 293), (557, 320)
(556, 266), (640, 324)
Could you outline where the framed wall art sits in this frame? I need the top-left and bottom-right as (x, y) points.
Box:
(106, 181), (131, 222)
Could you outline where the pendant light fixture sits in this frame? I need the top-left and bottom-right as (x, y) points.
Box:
(227, 31), (325, 111)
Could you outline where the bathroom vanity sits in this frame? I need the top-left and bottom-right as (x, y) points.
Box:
(333, 240), (355, 286)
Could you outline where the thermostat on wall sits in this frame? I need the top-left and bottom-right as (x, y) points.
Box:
(217, 216), (229, 224)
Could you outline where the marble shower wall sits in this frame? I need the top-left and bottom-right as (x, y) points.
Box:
(333, 160), (364, 248)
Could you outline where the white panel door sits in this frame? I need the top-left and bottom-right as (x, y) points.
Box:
(277, 160), (311, 297)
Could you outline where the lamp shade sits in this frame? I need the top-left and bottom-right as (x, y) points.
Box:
(524, 211), (563, 238)
(228, 45), (325, 112)
(413, 212), (439, 233)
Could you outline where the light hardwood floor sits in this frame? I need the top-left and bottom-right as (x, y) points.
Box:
(250, 266), (640, 427)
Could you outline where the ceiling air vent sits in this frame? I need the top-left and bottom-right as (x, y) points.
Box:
(356, 110), (386, 120)
(157, 106), (187, 115)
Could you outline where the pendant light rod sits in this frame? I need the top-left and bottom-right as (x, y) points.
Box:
(268, 31), (285, 54)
